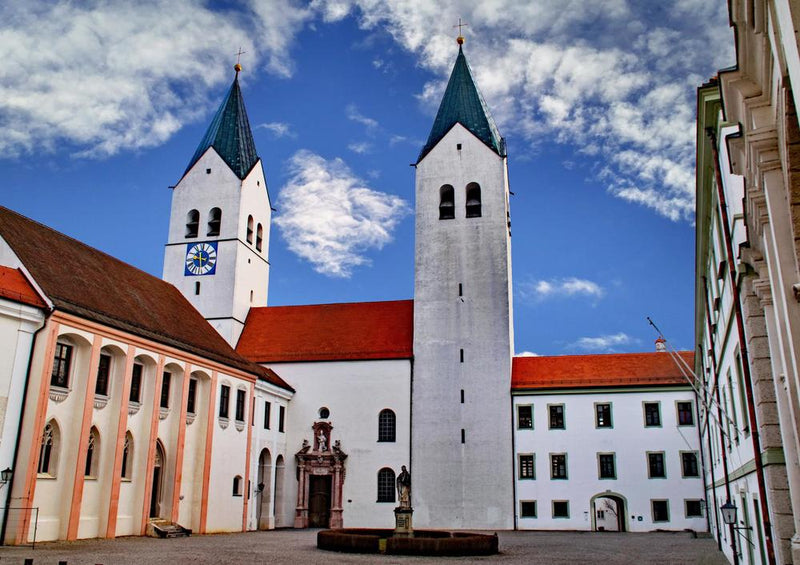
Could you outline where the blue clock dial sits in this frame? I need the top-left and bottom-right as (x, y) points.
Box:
(185, 242), (218, 276)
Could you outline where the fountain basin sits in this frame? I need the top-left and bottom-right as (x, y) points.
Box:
(317, 528), (499, 556)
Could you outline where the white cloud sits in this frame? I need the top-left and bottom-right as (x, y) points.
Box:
(516, 351), (540, 357)
(348, 141), (372, 154)
(0, 0), (314, 158)
(273, 150), (410, 277)
(519, 277), (604, 301)
(571, 332), (634, 352)
(346, 104), (379, 129)
(257, 122), (295, 138)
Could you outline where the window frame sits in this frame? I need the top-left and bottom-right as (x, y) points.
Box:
(219, 384), (230, 419)
(643, 401), (662, 427)
(185, 209), (199, 238)
(130, 363), (143, 404)
(121, 432), (133, 480)
(95, 353), (112, 397)
(595, 402), (613, 429)
(517, 404), (533, 430)
(550, 453), (568, 480)
(552, 500), (570, 519)
(38, 421), (59, 477)
(520, 500), (537, 518)
(676, 400), (695, 426)
(377, 467), (396, 503)
(598, 452), (616, 480)
(685, 499), (703, 518)
(263, 401), (271, 429)
(548, 404), (565, 430)
(235, 388), (246, 422)
(465, 182), (482, 218)
(278, 405), (285, 432)
(439, 184), (455, 220)
(378, 409), (396, 442)
(518, 454), (535, 480)
(207, 207), (222, 236)
(647, 451), (666, 479)
(160, 371), (172, 409)
(233, 475), (243, 497)
(680, 451), (700, 478)
(187, 378), (198, 415)
(651, 499), (670, 522)
(246, 215), (254, 244)
(51, 342), (73, 389)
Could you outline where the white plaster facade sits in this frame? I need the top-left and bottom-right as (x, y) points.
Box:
(513, 387), (706, 532)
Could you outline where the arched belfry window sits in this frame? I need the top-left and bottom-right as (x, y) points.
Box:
(256, 223), (263, 252)
(466, 183), (481, 218)
(378, 409), (396, 442)
(246, 215), (254, 244)
(186, 210), (199, 238)
(208, 207), (222, 236)
(377, 468), (396, 502)
(439, 185), (455, 220)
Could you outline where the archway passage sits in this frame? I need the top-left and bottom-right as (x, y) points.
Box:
(257, 448), (272, 530)
(592, 494), (626, 532)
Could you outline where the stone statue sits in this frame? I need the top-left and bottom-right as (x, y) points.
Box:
(317, 429), (327, 452)
(396, 465), (411, 507)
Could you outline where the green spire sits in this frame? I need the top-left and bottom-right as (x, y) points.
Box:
(185, 71), (259, 179)
(417, 45), (505, 163)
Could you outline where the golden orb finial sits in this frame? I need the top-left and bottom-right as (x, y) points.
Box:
(234, 63), (242, 73)
(454, 18), (468, 45)
(457, 35), (464, 45)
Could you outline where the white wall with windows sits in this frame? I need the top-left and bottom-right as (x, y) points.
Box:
(261, 359), (411, 529)
(513, 386), (706, 532)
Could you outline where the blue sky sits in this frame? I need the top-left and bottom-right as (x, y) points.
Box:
(0, 1), (733, 356)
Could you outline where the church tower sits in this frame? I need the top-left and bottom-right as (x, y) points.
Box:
(411, 39), (514, 529)
(163, 65), (271, 347)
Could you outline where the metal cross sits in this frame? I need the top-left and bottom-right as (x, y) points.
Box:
(236, 47), (246, 65)
(453, 18), (468, 37)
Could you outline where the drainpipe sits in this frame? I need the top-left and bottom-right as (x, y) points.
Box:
(0, 309), (50, 545)
(703, 276), (738, 565)
(708, 127), (776, 565)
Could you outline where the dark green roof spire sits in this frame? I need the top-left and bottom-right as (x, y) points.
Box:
(185, 68), (259, 179)
(417, 45), (505, 163)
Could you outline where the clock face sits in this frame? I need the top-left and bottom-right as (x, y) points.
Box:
(184, 242), (218, 276)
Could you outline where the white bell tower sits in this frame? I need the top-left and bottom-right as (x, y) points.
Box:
(163, 64), (271, 347)
(411, 39), (515, 529)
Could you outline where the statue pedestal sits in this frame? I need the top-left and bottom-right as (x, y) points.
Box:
(394, 507), (413, 537)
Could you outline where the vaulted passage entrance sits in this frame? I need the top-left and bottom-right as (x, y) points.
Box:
(591, 492), (627, 532)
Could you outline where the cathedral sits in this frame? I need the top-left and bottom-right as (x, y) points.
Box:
(0, 41), (704, 543)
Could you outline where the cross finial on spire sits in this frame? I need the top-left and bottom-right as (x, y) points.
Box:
(453, 18), (468, 45)
(234, 47), (246, 73)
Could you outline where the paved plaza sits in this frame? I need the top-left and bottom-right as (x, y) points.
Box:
(0, 529), (727, 564)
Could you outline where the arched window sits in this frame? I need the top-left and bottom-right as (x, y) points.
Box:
(85, 427), (100, 478)
(256, 223), (263, 252)
(38, 420), (59, 476)
(121, 432), (133, 480)
(207, 207), (222, 236)
(186, 209), (199, 238)
(233, 475), (243, 496)
(246, 215), (254, 244)
(466, 183), (481, 218)
(378, 409), (396, 442)
(439, 185), (455, 220)
(377, 468), (396, 502)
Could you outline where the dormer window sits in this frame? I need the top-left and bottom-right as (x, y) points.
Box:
(246, 215), (254, 244)
(186, 210), (199, 238)
(466, 183), (481, 218)
(439, 185), (455, 220)
(208, 207), (222, 236)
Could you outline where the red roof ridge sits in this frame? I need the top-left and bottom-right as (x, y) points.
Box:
(249, 298), (413, 310)
(514, 350), (693, 359)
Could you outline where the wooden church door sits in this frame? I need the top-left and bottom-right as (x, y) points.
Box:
(308, 475), (331, 528)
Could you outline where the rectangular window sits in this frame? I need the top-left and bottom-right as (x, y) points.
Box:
(595, 403), (612, 428)
(461, 428), (465, 443)
(160, 372), (171, 409)
(652, 500), (669, 522)
(644, 402), (661, 427)
(677, 401), (694, 426)
(726, 368), (740, 443)
(550, 453), (567, 479)
(130, 363), (143, 403)
(648, 452), (666, 478)
(219, 384), (230, 418)
(552, 500), (569, 518)
(681, 452), (699, 477)
(95, 354), (111, 396)
(187, 378), (197, 414)
(517, 405), (533, 429)
(278, 405), (285, 432)
(520, 500), (537, 518)
(735, 353), (750, 436)
(264, 401), (271, 429)
(51, 343), (73, 388)
(519, 454), (535, 479)
(235, 389), (246, 422)
(685, 500), (703, 518)
(598, 453), (616, 479)
(548, 404), (565, 429)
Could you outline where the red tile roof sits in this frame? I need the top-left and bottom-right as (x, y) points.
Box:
(0, 266), (46, 308)
(512, 351), (695, 390)
(0, 206), (291, 391)
(237, 300), (413, 362)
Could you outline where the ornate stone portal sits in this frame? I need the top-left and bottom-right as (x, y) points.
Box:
(294, 422), (347, 529)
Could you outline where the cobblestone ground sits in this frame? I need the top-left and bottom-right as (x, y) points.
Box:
(0, 529), (728, 565)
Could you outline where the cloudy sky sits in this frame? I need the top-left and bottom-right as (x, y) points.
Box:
(0, 0), (733, 355)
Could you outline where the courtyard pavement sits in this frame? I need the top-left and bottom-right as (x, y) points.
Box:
(0, 529), (728, 564)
